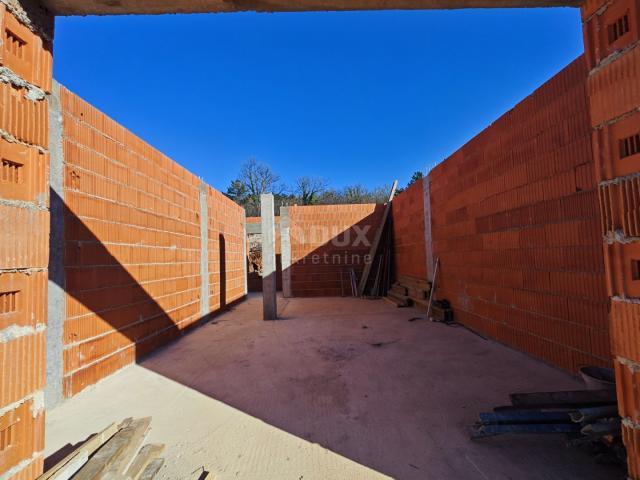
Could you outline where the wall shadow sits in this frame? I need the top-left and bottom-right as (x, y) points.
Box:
(49, 190), (245, 398)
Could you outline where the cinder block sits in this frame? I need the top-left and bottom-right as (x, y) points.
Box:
(0, 138), (48, 205)
(0, 398), (44, 478)
(0, 6), (52, 92)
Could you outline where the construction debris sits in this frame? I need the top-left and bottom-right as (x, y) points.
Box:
(471, 374), (626, 467)
(39, 418), (165, 480)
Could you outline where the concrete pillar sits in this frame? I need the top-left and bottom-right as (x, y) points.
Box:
(423, 175), (434, 282)
(280, 206), (292, 298)
(46, 80), (64, 409)
(199, 181), (210, 318)
(261, 194), (277, 320)
(243, 215), (248, 295)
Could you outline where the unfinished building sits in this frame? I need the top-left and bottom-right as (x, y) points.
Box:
(1, 0), (639, 479)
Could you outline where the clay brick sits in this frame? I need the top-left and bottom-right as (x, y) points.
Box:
(429, 56), (607, 373)
(623, 422), (640, 480)
(0, 332), (46, 407)
(588, 45), (640, 127)
(0, 82), (48, 147)
(63, 346), (135, 397)
(0, 6), (52, 92)
(584, 0), (640, 70)
(582, 0), (611, 20)
(616, 358), (640, 423)
(0, 271), (46, 331)
(593, 110), (640, 181)
(611, 299), (640, 361)
(0, 204), (48, 270)
(604, 242), (640, 297)
(57, 87), (246, 393)
(0, 138), (48, 205)
(0, 399), (44, 476)
(7, 456), (44, 480)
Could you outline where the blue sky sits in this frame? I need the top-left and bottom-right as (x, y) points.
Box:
(53, 8), (584, 192)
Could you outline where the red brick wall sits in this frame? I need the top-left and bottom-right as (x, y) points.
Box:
(582, 0), (640, 476)
(60, 87), (245, 397)
(289, 204), (383, 297)
(429, 56), (610, 373)
(0, 4), (52, 479)
(207, 186), (246, 310)
(392, 181), (427, 282)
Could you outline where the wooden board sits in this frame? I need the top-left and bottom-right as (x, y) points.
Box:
(37, 423), (119, 480)
(357, 180), (398, 296)
(139, 458), (165, 480)
(126, 444), (165, 480)
(73, 417), (151, 480)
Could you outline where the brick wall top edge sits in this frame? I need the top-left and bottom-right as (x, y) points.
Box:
(59, 84), (230, 199)
(429, 55), (587, 178)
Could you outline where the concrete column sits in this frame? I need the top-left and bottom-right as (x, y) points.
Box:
(46, 80), (65, 409)
(261, 194), (277, 320)
(199, 181), (210, 318)
(243, 215), (248, 295)
(422, 175), (434, 282)
(280, 206), (292, 298)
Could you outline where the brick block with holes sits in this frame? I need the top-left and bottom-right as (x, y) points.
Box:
(593, 110), (640, 180)
(0, 4), (52, 92)
(0, 138), (48, 205)
(426, 56), (609, 373)
(0, 399), (44, 478)
(584, 0), (640, 70)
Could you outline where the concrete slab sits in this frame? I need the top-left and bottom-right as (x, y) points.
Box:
(46, 295), (623, 480)
(41, 0), (582, 16)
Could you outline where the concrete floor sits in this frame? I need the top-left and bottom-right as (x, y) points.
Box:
(46, 294), (625, 480)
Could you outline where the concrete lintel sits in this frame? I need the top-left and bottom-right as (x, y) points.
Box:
(46, 80), (64, 409)
(199, 181), (210, 318)
(280, 206), (292, 298)
(41, 0), (582, 16)
(423, 175), (434, 282)
(261, 194), (277, 320)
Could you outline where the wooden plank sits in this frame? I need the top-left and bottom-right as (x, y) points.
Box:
(510, 390), (617, 408)
(102, 417), (152, 478)
(139, 458), (165, 480)
(125, 444), (165, 480)
(37, 423), (119, 480)
(357, 180), (398, 297)
(74, 418), (151, 480)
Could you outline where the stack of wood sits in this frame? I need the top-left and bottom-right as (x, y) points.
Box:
(39, 417), (165, 480)
(385, 275), (432, 309)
